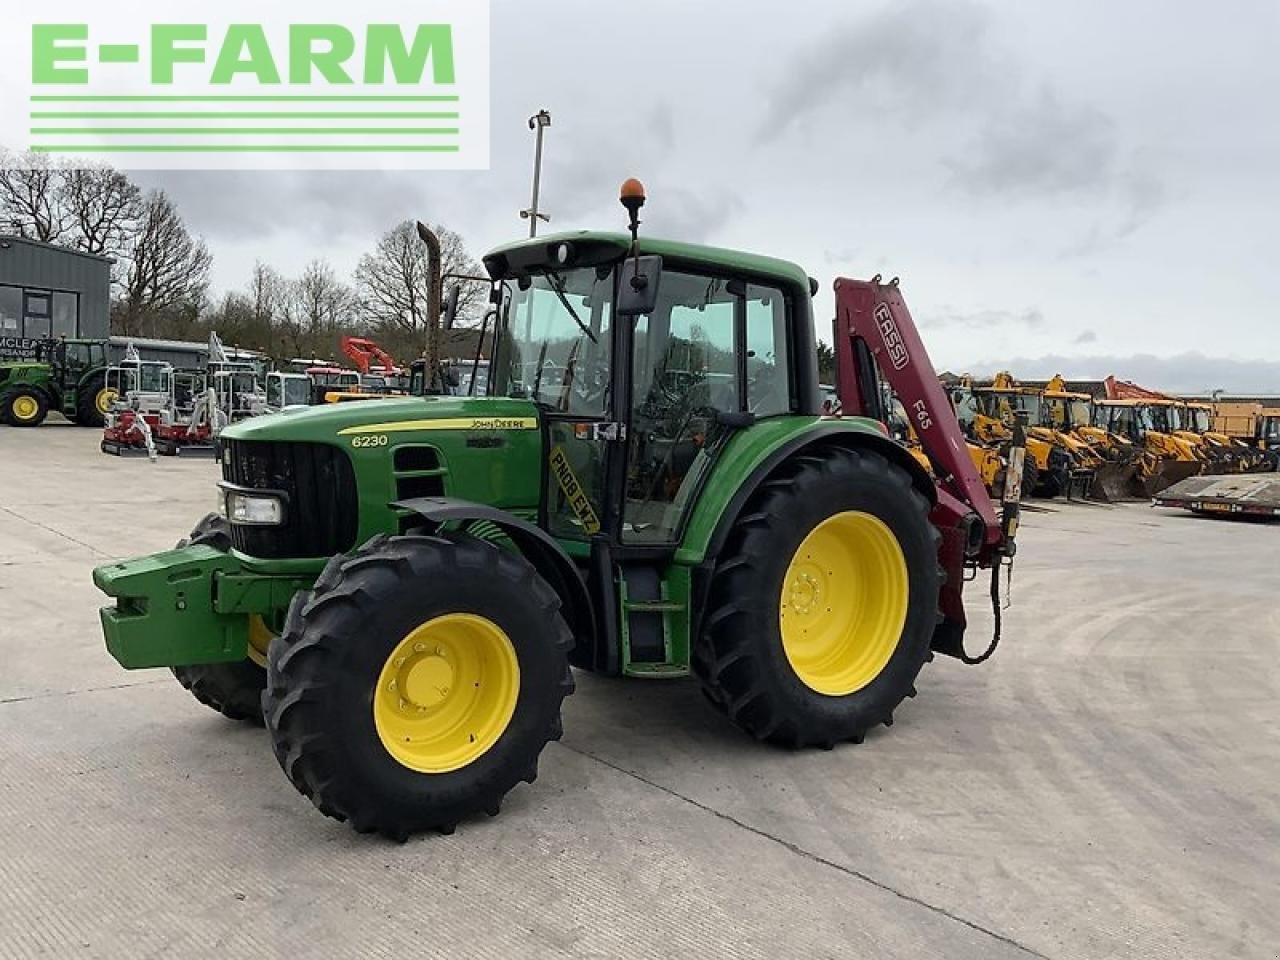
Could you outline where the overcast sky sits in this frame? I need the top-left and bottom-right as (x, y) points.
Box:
(136, 0), (1280, 393)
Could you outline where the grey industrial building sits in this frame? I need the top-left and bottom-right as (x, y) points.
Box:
(0, 236), (112, 360)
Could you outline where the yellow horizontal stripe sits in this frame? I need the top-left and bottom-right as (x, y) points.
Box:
(339, 417), (539, 436)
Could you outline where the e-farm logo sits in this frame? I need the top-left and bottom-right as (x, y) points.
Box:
(1, 1), (489, 170)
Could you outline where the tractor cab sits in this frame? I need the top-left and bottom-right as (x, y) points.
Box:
(1041, 388), (1092, 432)
(105, 357), (173, 415)
(306, 366), (361, 404)
(483, 228), (803, 549)
(265, 371), (313, 412)
(35, 338), (107, 387)
(1184, 404), (1214, 434)
(211, 365), (266, 421)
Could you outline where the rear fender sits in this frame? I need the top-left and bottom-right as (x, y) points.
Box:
(701, 426), (937, 563)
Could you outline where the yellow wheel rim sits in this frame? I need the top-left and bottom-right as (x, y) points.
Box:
(245, 615), (273, 668)
(779, 511), (909, 696)
(373, 614), (520, 773)
(96, 387), (117, 415)
(11, 395), (39, 421)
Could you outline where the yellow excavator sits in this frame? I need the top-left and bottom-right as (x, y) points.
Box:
(964, 373), (1095, 499)
(883, 386), (1026, 500)
(1092, 393), (1204, 496)
(1041, 376), (1140, 501)
(944, 378), (1060, 499)
(1174, 401), (1270, 473)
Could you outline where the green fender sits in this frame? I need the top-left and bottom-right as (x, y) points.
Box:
(675, 415), (936, 567)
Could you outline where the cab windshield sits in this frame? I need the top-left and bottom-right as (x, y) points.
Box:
(268, 376), (310, 408)
(1042, 395), (1091, 429)
(1187, 408), (1211, 432)
(494, 266), (614, 417)
(137, 363), (169, 393)
(1136, 406), (1158, 432)
(977, 390), (1040, 426)
(1151, 405), (1179, 432)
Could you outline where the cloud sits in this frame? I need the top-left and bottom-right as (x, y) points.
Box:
(958, 352), (1280, 394)
(1074, 329), (1098, 344)
(920, 307), (1046, 331)
(131, 170), (439, 244)
(947, 86), (1118, 196)
(756, 0), (999, 139)
(643, 187), (743, 243)
(756, 1), (1167, 240)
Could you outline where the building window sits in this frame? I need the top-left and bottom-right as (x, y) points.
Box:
(23, 290), (52, 339)
(0, 286), (19, 333)
(52, 291), (78, 338)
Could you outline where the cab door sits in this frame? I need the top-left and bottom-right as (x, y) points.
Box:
(621, 272), (792, 545)
(499, 268), (620, 542)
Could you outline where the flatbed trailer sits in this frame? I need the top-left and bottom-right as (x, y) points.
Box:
(1153, 474), (1280, 518)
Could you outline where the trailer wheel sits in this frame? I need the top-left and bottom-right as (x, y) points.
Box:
(1, 387), (49, 427)
(169, 514), (269, 725)
(263, 533), (574, 839)
(695, 446), (940, 748)
(74, 373), (113, 427)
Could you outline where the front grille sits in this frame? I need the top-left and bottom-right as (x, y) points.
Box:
(222, 439), (358, 558)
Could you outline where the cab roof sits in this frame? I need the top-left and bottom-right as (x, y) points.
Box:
(483, 231), (813, 293)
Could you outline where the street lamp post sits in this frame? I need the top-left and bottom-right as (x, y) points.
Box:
(521, 109), (552, 238)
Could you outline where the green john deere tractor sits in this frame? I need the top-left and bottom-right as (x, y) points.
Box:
(0, 338), (115, 427)
(93, 182), (1011, 839)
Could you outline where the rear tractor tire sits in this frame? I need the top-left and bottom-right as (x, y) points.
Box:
(169, 514), (270, 725)
(74, 373), (114, 428)
(694, 447), (940, 748)
(262, 532), (575, 839)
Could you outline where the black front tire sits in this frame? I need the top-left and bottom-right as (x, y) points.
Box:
(263, 532), (574, 839)
(169, 514), (268, 725)
(1, 387), (49, 427)
(694, 446), (940, 748)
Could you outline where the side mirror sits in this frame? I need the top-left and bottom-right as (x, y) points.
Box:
(616, 255), (663, 318)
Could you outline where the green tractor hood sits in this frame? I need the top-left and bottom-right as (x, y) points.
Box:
(220, 394), (542, 444)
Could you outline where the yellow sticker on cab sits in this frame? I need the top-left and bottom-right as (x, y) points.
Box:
(548, 445), (601, 535)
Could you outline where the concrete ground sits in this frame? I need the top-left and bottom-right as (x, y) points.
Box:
(0, 423), (1275, 960)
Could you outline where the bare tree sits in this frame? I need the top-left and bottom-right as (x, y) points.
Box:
(113, 190), (212, 337)
(247, 261), (286, 329)
(280, 259), (356, 359)
(205, 290), (255, 345)
(62, 166), (143, 257)
(0, 150), (70, 243)
(354, 219), (483, 352)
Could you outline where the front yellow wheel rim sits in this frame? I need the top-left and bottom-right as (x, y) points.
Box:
(374, 614), (520, 773)
(12, 395), (39, 421)
(245, 615), (273, 668)
(96, 387), (117, 415)
(779, 511), (909, 696)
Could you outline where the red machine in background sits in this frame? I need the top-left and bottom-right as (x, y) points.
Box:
(832, 276), (1024, 663)
(341, 337), (399, 376)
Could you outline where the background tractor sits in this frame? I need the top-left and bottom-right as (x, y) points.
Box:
(93, 182), (1021, 840)
(0, 337), (113, 428)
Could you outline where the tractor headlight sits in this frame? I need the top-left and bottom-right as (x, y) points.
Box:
(220, 485), (286, 526)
